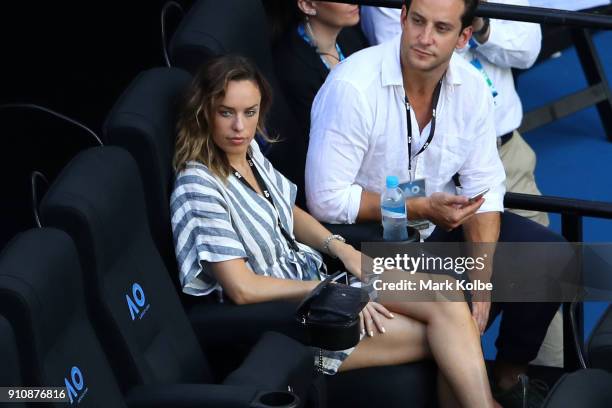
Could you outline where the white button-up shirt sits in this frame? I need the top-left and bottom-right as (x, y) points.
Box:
(306, 34), (506, 230)
(360, 0), (542, 136)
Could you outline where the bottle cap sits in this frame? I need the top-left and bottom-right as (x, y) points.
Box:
(386, 175), (399, 189)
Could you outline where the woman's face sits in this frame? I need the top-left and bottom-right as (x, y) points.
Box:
(312, 2), (360, 28)
(211, 80), (261, 158)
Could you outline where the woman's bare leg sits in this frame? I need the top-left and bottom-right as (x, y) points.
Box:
(339, 299), (494, 408)
(339, 313), (429, 371)
(384, 300), (494, 408)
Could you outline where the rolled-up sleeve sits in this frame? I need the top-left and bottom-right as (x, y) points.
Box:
(306, 77), (372, 224)
(473, 0), (541, 70)
(458, 87), (506, 213)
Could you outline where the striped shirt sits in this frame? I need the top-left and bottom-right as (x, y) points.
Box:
(171, 141), (325, 296)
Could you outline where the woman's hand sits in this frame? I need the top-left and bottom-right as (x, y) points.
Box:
(359, 302), (394, 337)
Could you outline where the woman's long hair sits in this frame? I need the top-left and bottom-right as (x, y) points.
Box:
(174, 55), (274, 179)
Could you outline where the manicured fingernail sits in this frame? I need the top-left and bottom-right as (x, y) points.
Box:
(389, 313), (395, 318)
(381, 327), (386, 333)
(369, 331), (374, 337)
(361, 329), (365, 335)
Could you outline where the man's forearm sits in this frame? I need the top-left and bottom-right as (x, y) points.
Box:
(463, 212), (500, 297)
(356, 191), (430, 223)
(463, 211), (500, 243)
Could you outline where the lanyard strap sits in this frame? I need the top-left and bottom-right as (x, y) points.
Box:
(232, 157), (300, 252)
(405, 78), (444, 174)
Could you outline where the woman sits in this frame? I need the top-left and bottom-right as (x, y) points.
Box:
(170, 55), (498, 408)
(273, 1), (367, 132)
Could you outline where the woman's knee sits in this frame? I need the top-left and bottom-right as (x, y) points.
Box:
(428, 298), (472, 325)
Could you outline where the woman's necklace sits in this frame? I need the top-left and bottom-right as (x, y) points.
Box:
(301, 20), (344, 70)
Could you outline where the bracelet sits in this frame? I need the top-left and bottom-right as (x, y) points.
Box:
(322, 234), (346, 258)
(473, 17), (490, 37)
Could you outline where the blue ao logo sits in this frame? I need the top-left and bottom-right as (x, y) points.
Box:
(126, 282), (150, 321)
(64, 366), (88, 405)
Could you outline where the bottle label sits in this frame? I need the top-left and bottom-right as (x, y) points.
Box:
(381, 205), (406, 219)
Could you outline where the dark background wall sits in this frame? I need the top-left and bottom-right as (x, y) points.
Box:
(0, 1), (193, 248)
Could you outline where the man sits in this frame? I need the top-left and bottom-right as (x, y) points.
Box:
(360, 1), (549, 227)
(360, 0), (564, 371)
(306, 0), (560, 405)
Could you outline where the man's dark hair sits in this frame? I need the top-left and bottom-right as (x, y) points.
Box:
(404, 0), (479, 30)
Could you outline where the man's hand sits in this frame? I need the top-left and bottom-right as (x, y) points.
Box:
(472, 301), (491, 335)
(425, 192), (484, 231)
(471, 0), (491, 43)
(360, 302), (395, 337)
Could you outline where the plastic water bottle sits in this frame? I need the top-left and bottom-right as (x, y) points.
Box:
(381, 176), (408, 241)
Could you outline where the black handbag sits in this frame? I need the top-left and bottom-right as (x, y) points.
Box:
(296, 272), (369, 351)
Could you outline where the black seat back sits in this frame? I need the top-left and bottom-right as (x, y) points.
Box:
(103, 67), (191, 291)
(0, 314), (22, 387)
(0, 228), (127, 407)
(40, 147), (212, 387)
(169, 0), (308, 206)
(543, 369), (612, 407)
(587, 304), (612, 371)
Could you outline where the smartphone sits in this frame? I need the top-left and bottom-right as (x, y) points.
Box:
(468, 188), (489, 203)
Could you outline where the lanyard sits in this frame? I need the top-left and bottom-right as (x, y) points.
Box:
(467, 40), (498, 100)
(297, 24), (345, 70)
(232, 157), (300, 252)
(405, 79), (443, 177)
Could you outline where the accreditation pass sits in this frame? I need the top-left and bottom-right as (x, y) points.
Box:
(0, 387), (69, 403)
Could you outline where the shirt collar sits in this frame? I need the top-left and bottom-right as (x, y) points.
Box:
(381, 34), (463, 88)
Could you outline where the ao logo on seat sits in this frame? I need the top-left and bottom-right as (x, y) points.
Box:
(126, 282), (150, 320)
(65, 366), (88, 405)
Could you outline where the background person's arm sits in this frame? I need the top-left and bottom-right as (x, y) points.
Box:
(471, 0), (542, 69)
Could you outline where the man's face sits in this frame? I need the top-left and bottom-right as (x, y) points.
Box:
(401, 0), (471, 73)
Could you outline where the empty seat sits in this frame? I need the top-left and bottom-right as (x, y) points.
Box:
(103, 67), (191, 288)
(39, 147), (314, 401)
(587, 304), (612, 371)
(0, 228), (128, 407)
(542, 369), (612, 407)
(0, 315), (23, 408)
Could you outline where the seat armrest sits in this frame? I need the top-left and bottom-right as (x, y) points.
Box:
(189, 301), (305, 347)
(224, 331), (315, 397)
(127, 383), (302, 408)
(126, 383), (259, 408)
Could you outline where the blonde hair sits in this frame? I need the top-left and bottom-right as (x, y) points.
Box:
(174, 55), (274, 179)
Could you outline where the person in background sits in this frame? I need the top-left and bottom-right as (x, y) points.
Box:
(273, 1), (367, 133)
(170, 55), (500, 408)
(361, 0), (564, 372)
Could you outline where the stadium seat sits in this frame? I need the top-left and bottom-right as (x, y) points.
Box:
(587, 304), (612, 371)
(542, 369), (612, 407)
(39, 147), (314, 404)
(169, 0), (308, 207)
(103, 67), (191, 289)
(0, 315), (23, 408)
(103, 68), (306, 364)
(0, 229), (129, 407)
